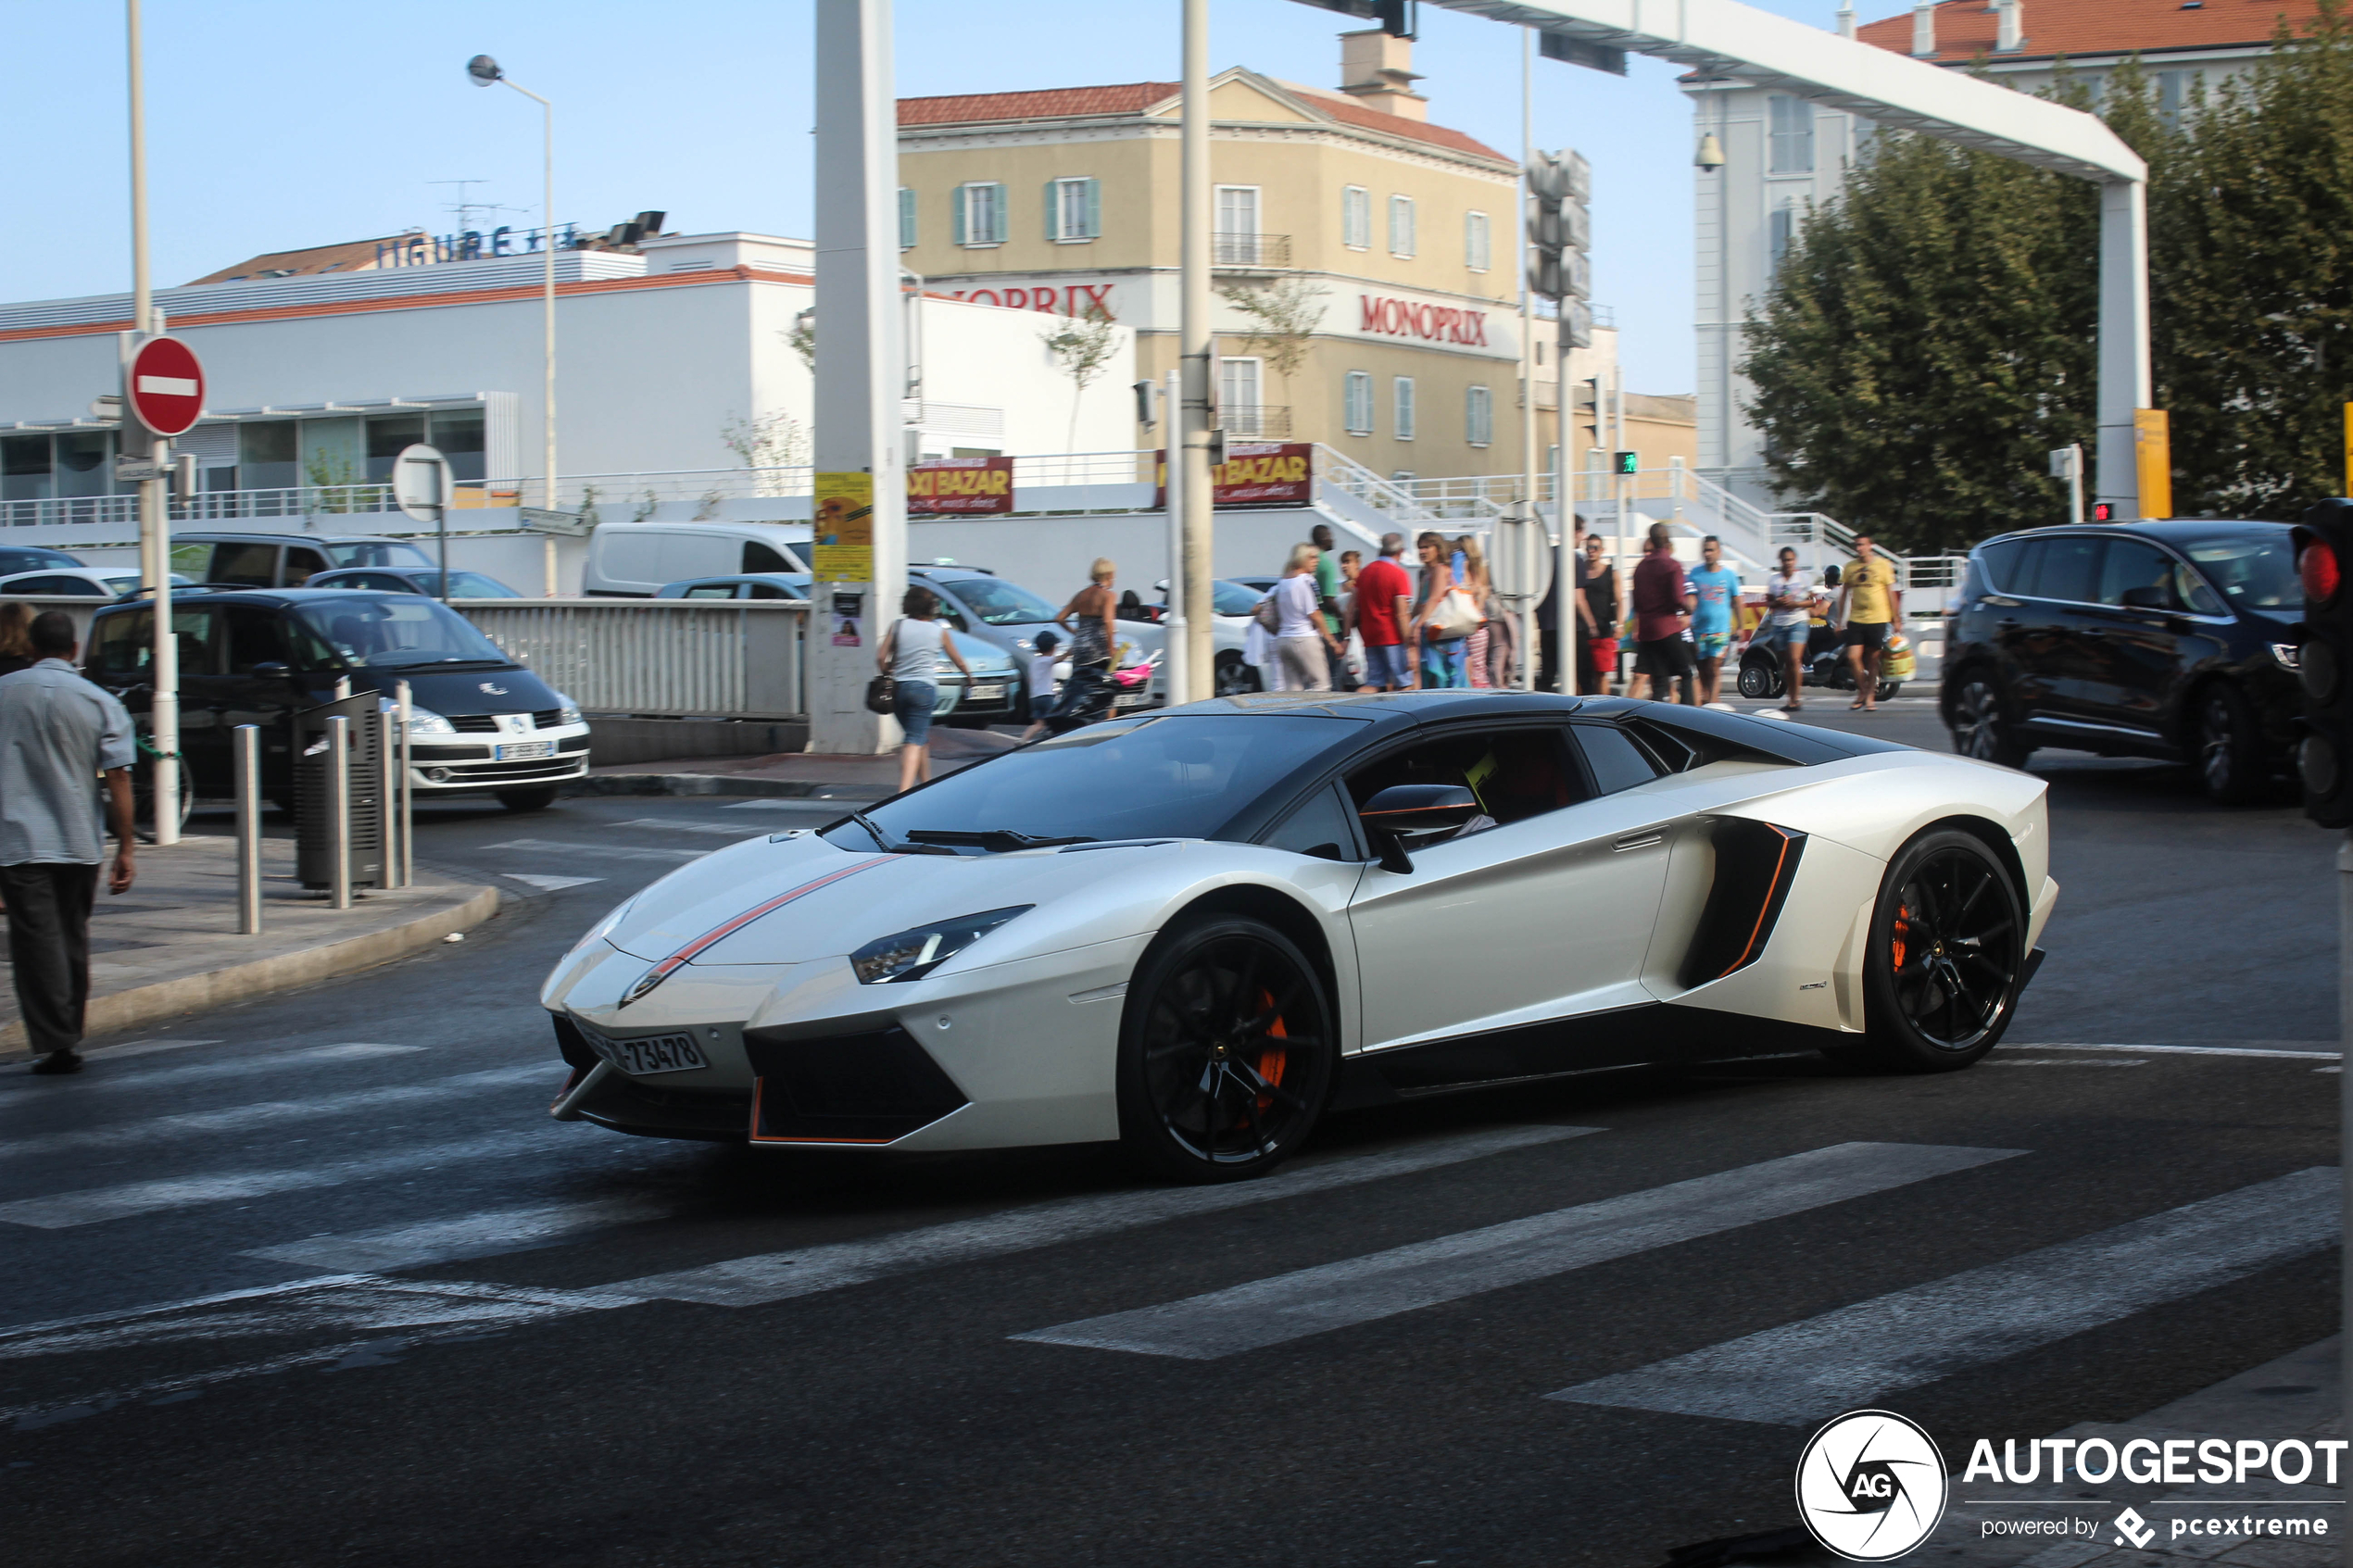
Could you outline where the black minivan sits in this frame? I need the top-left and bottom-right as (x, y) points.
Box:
(1940, 520), (2302, 803)
(86, 588), (589, 812)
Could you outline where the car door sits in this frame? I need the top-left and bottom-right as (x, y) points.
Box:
(1345, 721), (1670, 1069)
(216, 605), (307, 795)
(2068, 535), (2186, 739)
(160, 603), (228, 794)
(2014, 533), (2111, 730)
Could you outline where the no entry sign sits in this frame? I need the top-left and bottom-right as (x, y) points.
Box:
(126, 335), (205, 437)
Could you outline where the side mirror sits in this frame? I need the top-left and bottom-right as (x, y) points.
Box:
(1359, 784), (1482, 872)
(248, 661), (293, 681)
(2120, 585), (2175, 611)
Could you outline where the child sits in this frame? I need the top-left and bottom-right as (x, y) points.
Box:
(1019, 629), (1063, 740)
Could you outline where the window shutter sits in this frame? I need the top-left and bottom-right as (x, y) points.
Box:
(1084, 178), (1101, 240)
(952, 187), (967, 247)
(988, 183), (1007, 245)
(899, 187), (916, 250)
(1046, 180), (1061, 242)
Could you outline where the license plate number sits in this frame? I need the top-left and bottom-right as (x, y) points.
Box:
(496, 739), (555, 760)
(967, 684), (1004, 701)
(1114, 690), (1151, 708)
(582, 1023), (708, 1075)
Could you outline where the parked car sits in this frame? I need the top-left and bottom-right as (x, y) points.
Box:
(0, 567), (192, 598)
(309, 567), (524, 598)
(583, 521), (809, 596)
(1940, 519), (2301, 803)
(170, 531), (437, 588)
(0, 546), (87, 577)
(899, 565), (1161, 720)
(1128, 578), (1263, 695)
(659, 570), (1023, 727)
(84, 588), (591, 812)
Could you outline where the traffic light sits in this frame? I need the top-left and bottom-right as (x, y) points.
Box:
(1614, 450), (1639, 476)
(2091, 501), (2116, 521)
(2295, 500), (2353, 827)
(1526, 149), (1592, 347)
(1290, 0), (1415, 35)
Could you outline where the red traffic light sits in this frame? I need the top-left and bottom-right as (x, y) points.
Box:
(2299, 538), (2341, 606)
(2091, 501), (2115, 521)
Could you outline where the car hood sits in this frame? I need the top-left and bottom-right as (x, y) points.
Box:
(363, 664), (560, 715)
(599, 830), (1184, 971)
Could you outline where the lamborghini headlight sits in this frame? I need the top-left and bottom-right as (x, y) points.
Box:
(849, 906), (1032, 985)
(569, 894), (640, 958)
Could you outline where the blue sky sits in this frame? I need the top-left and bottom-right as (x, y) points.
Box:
(1, 0), (1853, 393)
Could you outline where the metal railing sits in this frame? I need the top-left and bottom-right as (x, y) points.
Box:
(0, 481), (521, 530)
(1220, 406), (1291, 439)
(1213, 232), (1290, 269)
(454, 598), (808, 720)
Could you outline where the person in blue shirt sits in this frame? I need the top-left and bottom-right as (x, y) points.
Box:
(1687, 534), (1743, 708)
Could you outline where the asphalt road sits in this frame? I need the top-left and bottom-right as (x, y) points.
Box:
(0, 708), (2336, 1568)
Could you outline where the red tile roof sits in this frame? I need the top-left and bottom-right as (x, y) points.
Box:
(184, 234), (413, 286)
(899, 82), (1177, 125)
(1855, 0), (2322, 63)
(897, 74), (1511, 165)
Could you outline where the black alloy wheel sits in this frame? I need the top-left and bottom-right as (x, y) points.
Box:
(2192, 681), (2263, 806)
(1947, 674), (2031, 769)
(1213, 651), (1261, 697)
(1736, 656), (1780, 700)
(496, 786), (560, 812)
(1117, 915), (1335, 1183)
(1846, 828), (2026, 1072)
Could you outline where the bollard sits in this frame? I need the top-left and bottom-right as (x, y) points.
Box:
(378, 701), (404, 889)
(326, 713), (352, 910)
(333, 675), (351, 701)
(394, 679), (414, 888)
(233, 723), (261, 935)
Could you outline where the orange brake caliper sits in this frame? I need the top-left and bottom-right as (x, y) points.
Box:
(1255, 989), (1288, 1110)
(1891, 903), (1910, 972)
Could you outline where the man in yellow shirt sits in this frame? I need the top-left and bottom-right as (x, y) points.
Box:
(1835, 533), (1902, 712)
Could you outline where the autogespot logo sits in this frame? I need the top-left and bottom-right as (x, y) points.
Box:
(1796, 1410), (1950, 1562)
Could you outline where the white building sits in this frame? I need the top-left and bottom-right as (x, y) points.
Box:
(1689, 0), (2320, 510)
(0, 231), (1136, 590)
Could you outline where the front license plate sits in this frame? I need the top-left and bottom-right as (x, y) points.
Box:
(584, 1024), (708, 1075)
(967, 684), (1004, 701)
(1114, 690), (1151, 708)
(495, 739), (555, 760)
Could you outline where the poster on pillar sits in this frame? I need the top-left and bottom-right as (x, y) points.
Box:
(2133, 408), (2172, 520)
(908, 457), (1013, 515)
(1152, 444), (1315, 509)
(812, 471), (875, 581)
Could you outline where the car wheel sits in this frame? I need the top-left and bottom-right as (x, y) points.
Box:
(1736, 657), (1780, 700)
(1214, 651), (1260, 697)
(1842, 828), (2026, 1073)
(1947, 674), (2031, 769)
(1117, 915), (1336, 1184)
(496, 786), (560, 813)
(2193, 682), (2264, 806)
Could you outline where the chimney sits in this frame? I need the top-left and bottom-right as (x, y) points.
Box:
(1836, 2), (1857, 39)
(1340, 28), (1428, 120)
(1911, 1), (1938, 55)
(1995, 0), (2024, 52)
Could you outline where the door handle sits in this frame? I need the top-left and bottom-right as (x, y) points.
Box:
(1613, 832), (1664, 852)
(2082, 627), (2106, 637)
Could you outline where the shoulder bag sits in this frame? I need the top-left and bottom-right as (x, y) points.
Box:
(1427, 584), (1483, 641)
(864, 620), (901, 714)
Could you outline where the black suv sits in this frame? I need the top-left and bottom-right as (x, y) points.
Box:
(1940, 520), (2301, 802)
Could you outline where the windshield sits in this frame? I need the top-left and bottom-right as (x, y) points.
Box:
(822, 714), (1362, 849)
(942, 576), (1059, 624)
(291, 596), (514, 669)
(321, 540), (434, 570)
(1211, 581), (1265, 617)
(2182, 534), (2296, 613)
(427, 571), (519, 597)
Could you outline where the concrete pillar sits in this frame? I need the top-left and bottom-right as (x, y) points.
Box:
(2095, 178), (2153, 520)
(808, 0), (908, 754)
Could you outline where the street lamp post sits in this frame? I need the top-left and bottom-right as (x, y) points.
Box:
(468, 55), (560, 597)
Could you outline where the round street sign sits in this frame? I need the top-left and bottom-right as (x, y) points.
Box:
(125, 335), (205, 437)
(392, 444), (451, 524)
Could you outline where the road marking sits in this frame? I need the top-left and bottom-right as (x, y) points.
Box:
(2009, 1043), (2341, 1060)
(721, 799), (824, 810)
(1011, 1142), (2022, 1361)
(503, 873), (604, 892)
(243, 1195), (675, 1272)
(1549, 1166), (2338, 1425)
(0, 1125), (577, 1228)
(606, 1124), (1606, 1307)
(0, 1063), (552, 1161)
(1982, 1058), (2146, 1067)
(613, 819), (772, 836)
(81, 1038), (222, 1060)
(0, 1042), (422, 1111)
(484, 838), (703, 862)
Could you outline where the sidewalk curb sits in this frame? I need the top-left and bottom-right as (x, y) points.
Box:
(0, 883), (501, 1059)
(565, 773), (890, 800)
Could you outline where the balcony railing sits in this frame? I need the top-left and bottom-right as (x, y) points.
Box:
(0, 480), (520, 531)
(1219, 406), (1292, 439)
(1213, 232), (1291, 269)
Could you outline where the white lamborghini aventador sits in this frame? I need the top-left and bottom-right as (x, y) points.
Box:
(540, 692), (2056, 1183)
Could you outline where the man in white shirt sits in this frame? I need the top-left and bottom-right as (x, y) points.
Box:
(0, 612), (137, 1074)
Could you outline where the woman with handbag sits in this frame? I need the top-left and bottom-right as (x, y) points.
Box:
(1045, 558), (1120, 734)
(875, 583), (972, 794)
(1413, 532), (1479, 689)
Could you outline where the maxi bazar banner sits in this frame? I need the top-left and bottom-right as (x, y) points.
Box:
(1152, 444), (1314, 509)
(908, 457), (1013, 515)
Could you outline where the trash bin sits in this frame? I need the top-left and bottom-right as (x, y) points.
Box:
(295, 691), (385, 891)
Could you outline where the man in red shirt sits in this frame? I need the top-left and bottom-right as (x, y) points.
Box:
(1352, 533), (1416, 691)
(1630, 522), (1697, 706)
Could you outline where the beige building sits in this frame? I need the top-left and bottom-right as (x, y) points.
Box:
(897, 32), (1634, 483)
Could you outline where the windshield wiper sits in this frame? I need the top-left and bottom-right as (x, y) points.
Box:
(844, 811), (955, 856)
(903, 828), (1096, 853)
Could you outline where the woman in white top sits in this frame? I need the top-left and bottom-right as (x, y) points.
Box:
(877, 583), (972, 793)
(1760, 546), (1819, 712)
(1273, 542), (1344, 692)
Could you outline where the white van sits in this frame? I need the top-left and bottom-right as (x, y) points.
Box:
(582, 521), (811, 596)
